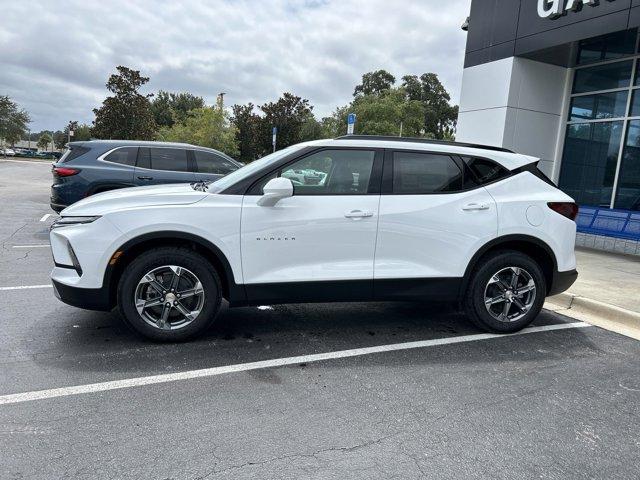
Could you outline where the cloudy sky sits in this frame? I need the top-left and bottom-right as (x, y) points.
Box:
(1, 0), (471, 132)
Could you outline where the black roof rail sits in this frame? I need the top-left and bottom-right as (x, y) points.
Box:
(334, 135), (515, 154)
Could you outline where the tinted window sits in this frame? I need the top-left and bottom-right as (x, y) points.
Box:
(103, 147), (137, 166)
(569, 91), (628, 121)
(615, 120), (640, 210)
(559, 121), (623, 207)
(577, 30), (637, 66)
(462, 157), (509, 185)
(572, 61), (632, 94)
(392, 152), (462, 194)
(194, 150), (237, 175)
(59, 145), (90, 163)
(149, 148), (188, 172)
(279, 149), (375, 195)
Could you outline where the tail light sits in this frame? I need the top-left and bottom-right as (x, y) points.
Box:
(53, 166), (80, 177)
(548, 202), (579, 221)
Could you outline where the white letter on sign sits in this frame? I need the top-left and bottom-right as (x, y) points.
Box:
(537, 0), (563, 19)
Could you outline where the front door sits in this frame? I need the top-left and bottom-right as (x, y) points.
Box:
(240, 148), (382, 303)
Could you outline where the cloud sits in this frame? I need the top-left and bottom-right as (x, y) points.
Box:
(0, 0), (471, 131)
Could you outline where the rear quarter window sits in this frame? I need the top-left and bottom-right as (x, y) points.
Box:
(462, 157), (510, 186)
(103, 147), (138, 166)
(59, 146), (90, 163)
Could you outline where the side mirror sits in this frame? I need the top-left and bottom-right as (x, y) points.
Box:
(257, 177), (293, 207)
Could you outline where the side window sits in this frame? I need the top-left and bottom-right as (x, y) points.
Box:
(148, 148), (189, 172)
(194, 150), (237, 174)
(279, 149), (376, 195)
(104, 147), (138, 166)
(462, 156), (509, 186)
(392, 152), (462, 194)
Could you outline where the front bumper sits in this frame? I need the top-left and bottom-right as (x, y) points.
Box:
(52, 279), (112, 311)
(548, 269), (578, 296)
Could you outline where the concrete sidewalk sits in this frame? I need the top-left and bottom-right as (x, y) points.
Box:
(546, 247), (640, 339)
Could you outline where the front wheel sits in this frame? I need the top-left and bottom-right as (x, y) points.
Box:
(464, 250), (546, 333)
(117, 247), (222, 341)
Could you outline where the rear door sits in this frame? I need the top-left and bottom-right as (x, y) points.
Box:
(192, 150), (239, 182)
(134, 147), (196, 186)
(374, 149), (498, 298)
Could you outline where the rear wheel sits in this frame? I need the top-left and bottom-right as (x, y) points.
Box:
(464, 250), (546, 333)
(117, 247), (222, 341)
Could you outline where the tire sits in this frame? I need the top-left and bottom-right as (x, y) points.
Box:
(117, 247), (222, 342)
(464, 250), (546, 333)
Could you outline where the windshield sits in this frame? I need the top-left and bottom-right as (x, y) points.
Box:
(208, 145), (301, 193)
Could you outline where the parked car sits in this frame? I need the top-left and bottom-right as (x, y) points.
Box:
(50, 136), (578, 342)
(1, 148), (15, 156)
(50, 140), (242, 212)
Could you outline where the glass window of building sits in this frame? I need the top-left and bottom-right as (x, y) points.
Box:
(559, 29), (640, 211)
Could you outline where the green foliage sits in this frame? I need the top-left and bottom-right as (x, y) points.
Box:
(0, 96), (30, 146)
(156, 107), (238, 157)
(348, 88), (425, 136)
(230, 103), (262, 163)
(231, 93), (318, 162)
(37, 133), (52, 150)
(92, 66), (157, 140)
(151, 91), (205, 128)
(354, 70), (396, 97)
(401, 73), (458, 140)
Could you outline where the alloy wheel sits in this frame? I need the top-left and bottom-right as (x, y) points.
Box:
(483, 266), (537, 323)
(134, 265), (205, 331)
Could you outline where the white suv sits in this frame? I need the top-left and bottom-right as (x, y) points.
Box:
(50, 136), (578, 341)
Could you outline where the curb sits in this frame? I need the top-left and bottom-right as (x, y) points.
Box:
(545, 292), (640, 341)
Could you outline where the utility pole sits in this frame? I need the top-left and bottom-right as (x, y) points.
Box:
(216, 92), (226, 111)
(399, 122), (403, 137)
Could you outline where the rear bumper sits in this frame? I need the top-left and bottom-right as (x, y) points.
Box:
(50, 202), (68, 213)
(52, 279), (112, 312)
(548, 269), (578, 296)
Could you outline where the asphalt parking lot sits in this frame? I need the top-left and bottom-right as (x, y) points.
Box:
(2, 159), (640, 480)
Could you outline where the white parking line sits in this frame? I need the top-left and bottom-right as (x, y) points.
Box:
(0, 321), (591, 406)
(39, 214), (52, 222)
(11, 245), (50, 248)
(0, 284), (52, 291)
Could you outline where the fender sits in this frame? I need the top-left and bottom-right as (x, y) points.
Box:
(103, 230), (246, 307)
(460, 234), (558, 298)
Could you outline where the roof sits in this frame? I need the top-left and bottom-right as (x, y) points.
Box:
(68, 139), (238, 162)
(294, 136), (538, 171)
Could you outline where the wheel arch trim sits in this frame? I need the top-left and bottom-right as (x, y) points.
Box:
(104, 230), (245, 307)
(460, 234), (559, 299)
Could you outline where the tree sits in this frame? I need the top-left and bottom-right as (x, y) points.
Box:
(351, 88), (425, 136)
(230, 103), (262, 163)
(37, 133), (52, 150)
(73, 123), (93, 141)
(156, 106), (238, 157)
(321, 88), (424, 137)
(260, 92), (314, 153)
(402, 73), (458, 139)
(231, 93), (318, 161)
(151, 91), (205, 128)
(0, 96), (30, 147)
(354, 70), (396, 97)
(92, 66), (156, 140)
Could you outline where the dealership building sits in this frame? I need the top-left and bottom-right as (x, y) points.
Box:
(457, 0), (640, 253)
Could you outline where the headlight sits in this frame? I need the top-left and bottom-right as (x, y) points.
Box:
(50, 216), (100, 229)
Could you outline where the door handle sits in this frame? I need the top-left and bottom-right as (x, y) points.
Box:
(345, 210), (374, 218)
(137, 176), (153, 181)
(462, 203), (489, 211)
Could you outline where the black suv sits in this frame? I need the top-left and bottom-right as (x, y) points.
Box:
(50, 140), (241, 212)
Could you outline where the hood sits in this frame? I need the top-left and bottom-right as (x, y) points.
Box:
(61, 183), (208, 216)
